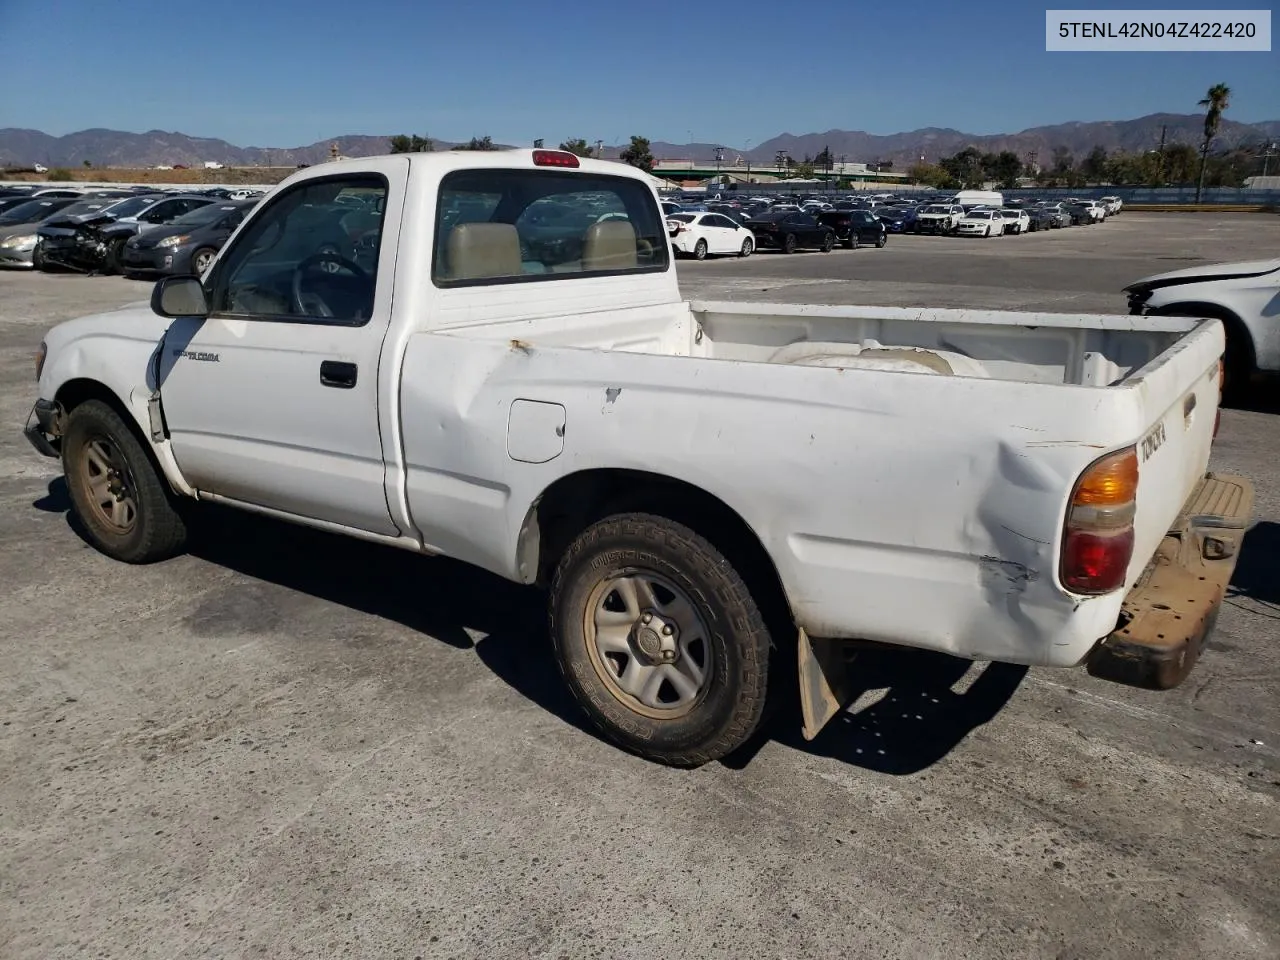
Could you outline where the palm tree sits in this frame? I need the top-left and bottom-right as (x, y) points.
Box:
(1196, 83), (1231, 202)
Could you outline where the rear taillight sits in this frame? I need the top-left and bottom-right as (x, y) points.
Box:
(1061, 447), (1138, 594)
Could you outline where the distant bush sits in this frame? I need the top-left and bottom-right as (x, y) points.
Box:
(48, 168), (73, 182)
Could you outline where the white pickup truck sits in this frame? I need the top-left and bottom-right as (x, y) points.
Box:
(25, 150), (1253, 766)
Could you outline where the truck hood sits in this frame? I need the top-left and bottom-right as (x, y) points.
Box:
(1124, 258), (1280, 293)
(44, 301), (168, 357)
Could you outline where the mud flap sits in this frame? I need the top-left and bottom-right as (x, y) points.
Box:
(798, 628), (858, 741)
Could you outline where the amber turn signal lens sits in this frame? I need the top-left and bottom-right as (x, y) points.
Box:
(1072, 448), (1138, 507)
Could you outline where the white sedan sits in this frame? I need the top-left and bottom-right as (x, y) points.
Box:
(956, 209), (1006, 237)
(666, 212), (755, 259)
(998, 208), (1031, 234)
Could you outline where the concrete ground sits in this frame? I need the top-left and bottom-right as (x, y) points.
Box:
(1, 213), (1277, 960)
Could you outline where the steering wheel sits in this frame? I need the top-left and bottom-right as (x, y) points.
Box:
(291, 251), (369, 318)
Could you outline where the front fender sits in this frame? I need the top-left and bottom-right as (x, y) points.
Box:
(39, 313), (195, 497)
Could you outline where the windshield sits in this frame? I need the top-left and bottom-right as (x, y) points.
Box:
(103, 196), (161, 219)
(170, 204), (235, 227)
(967, 211), (991, 219)
(923, 205), (950, 214)
(669, 213), (697, 223)
(0, 199), (67, 222)
(1000, 210), (1020, 217)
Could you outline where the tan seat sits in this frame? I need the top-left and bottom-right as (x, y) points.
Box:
(446, 222), (522, 280)
(582, 220), (637, 272)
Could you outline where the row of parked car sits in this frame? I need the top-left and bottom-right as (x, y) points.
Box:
(659, 191), (1125, 257)
(0, 184), (263, 274)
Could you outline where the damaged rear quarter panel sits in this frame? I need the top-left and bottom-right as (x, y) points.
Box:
(397, 331), (1155, 667)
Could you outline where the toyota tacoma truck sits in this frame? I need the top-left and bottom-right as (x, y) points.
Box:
(24, 150), (1253, 766)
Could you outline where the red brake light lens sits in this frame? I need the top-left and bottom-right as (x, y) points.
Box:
(1060, 447), (1138, 595)
(1062, 528), (1134, 593)
(532, 150), (579, 168)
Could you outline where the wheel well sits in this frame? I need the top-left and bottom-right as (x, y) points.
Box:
(54, 379), (157, 462)
(529, 469), (794, 636)
(1151, 302), (1255, 370)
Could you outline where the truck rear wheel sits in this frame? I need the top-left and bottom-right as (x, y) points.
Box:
(62, 400), (187, 563)
(549, 513), (771, 766)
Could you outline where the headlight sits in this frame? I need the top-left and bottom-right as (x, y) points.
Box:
(35, 341), (46, 382)
(157, 234), (191, 248)
(1, 234), (37, 250)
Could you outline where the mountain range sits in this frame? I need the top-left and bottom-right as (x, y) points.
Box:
(3, 113), (1278, 170)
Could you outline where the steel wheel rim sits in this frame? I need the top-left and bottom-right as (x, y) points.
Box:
(583, 569), (714, 719)
(81, 436), (138, 533)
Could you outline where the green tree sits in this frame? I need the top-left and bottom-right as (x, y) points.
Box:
(559, 138), (595, 158)
(453, 136), (496, 151)
(1080, 146), (1108, 183)
(82, 159), (92, 168)
(389, 134), (434, 153)
(619, 135), (654, 172)
(1196, 83), (1231, 201)
(985, 150), (1022, 189)
(939, 147), (985, 188)
(907, 161), (956, 188)
(795, 160), (816, 179)
(1164, 143), (1198, 183)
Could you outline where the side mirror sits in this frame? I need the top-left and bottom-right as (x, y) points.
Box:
(151, 275), (209, 318)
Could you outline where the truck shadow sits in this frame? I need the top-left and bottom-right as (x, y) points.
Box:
(37, 479), (1027, 773)
(727, 651), (1028, 775)
(1228, 519), (1280, 607)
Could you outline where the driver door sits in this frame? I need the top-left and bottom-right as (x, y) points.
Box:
(156, 157), (409, 537)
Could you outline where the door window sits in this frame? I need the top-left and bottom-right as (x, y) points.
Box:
(207, 176), (387, 324)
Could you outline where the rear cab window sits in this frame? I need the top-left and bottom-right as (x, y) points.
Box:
(432, 168), (669, 285)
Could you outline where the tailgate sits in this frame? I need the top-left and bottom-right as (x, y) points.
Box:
(1123, 321), (1224, 592)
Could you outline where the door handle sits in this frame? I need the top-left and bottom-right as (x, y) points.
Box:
(319, 360), (358, 389)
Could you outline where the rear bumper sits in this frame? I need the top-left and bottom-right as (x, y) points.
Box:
(1086, 472), (1254, 689)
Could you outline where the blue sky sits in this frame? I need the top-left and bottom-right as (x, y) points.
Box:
(3, 0), (1276, 147)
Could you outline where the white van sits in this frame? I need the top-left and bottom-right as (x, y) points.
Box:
(952, 189), (1004, 210)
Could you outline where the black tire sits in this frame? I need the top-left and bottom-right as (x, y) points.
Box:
(821, 232), (834, 253)
(875, 233), (887, 248)
(739, 237), (753, 257)
(549, 513), (772, 767)
(843, 236), (857, 250)
(190, 247), (218, 275)
(32, 243), (45, 270)
(104, 238), (127, 275)
(782, 233), (797, 254)
(693, 239), (708, 261)
(62, 400), (187, 564)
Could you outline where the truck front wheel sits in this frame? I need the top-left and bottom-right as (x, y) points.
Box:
(62, 399), (187, 563)
(549, 513), (772, 766)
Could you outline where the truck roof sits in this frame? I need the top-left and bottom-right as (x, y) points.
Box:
(293, 149), (658, 185)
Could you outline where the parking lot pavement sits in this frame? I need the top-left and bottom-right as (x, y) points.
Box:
(676, 212), (1280, 313)
(2, 217), (1279, 959)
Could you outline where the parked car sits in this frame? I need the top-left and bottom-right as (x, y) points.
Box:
(0, 198), (86, 267)
(1125, 257), (1280, 399)
(660, 201), (683, 217)
(1025, 207), (1057, 232)
(744, 210), (835, 253)
(665, 212), (756, 259)
(874, 206), (916, 234)
(956, 209), (1006, 237)
(1100, 196), (1123, 215)
(120, 199), (258, 276)
(44, 194), (217, 273)
(818, 209), (887, 248)
(1037, 203), (1072, 228)
(915, 203), (964, 235)
(36, 194), (167, 270)
(1064, 202), (1095, 226)
(998, 208), (1031, 235)
(25, 148), (1251, 767)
